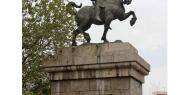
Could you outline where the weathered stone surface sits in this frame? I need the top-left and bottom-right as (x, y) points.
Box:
(42, 42), (150, 95)
(42, 42), (150, 71)
(110, 78), (130, 90)
(71, 80), (90, 91)
(89, 79), (111, 91)
(46, 62), (147, 83)
(130, 78), (142, 95)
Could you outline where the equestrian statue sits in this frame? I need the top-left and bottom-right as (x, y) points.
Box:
(68, 0), (137, 46)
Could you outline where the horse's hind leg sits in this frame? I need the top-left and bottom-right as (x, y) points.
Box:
(82, 23), (92, 43)
(119, 11), (137, 26)
(72, 20), (91, 46)
(71, 24), (86, 46)
(72, 28), (81, 46)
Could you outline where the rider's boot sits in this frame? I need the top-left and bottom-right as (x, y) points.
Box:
(95, 7), (102, 22)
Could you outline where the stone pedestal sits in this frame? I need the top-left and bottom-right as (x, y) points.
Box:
(42, 42), (150, 95)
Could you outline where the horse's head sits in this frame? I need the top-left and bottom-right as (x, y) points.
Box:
(123, 0), (132, 5)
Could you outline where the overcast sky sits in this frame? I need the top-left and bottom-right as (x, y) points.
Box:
(72, 0), (167, 95)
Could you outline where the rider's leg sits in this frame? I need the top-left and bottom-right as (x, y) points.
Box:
(95, 6), (102, 22)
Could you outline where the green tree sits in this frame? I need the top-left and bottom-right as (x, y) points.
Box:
(22, 0), (78, 94)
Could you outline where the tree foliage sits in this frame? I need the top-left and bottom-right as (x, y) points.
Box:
(22, 0), (78, 94)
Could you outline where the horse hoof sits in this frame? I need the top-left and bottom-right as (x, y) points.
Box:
(104, 40), (109, 43)
(130, 17), (137, 26)
(101, 37), (109, 43)
(86, 39), (91, 43)
(87, 41), (91, 43)
(71, 42), (77, 46)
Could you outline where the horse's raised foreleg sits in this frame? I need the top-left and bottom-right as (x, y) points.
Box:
(101, 14), (114, 43)
(119, 11), (137, 26)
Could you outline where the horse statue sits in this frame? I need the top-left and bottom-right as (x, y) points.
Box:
(68, 0), (137, 46)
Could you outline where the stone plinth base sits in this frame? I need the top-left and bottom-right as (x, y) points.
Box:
(42, 42), (150, 95)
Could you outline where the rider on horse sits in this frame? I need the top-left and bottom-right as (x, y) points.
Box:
(69, 0), (137, 46)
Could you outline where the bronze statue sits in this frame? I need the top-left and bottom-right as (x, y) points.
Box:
(69, 0), (137, 46)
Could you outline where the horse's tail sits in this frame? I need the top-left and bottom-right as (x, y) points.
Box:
(67, 2), (82, 8)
